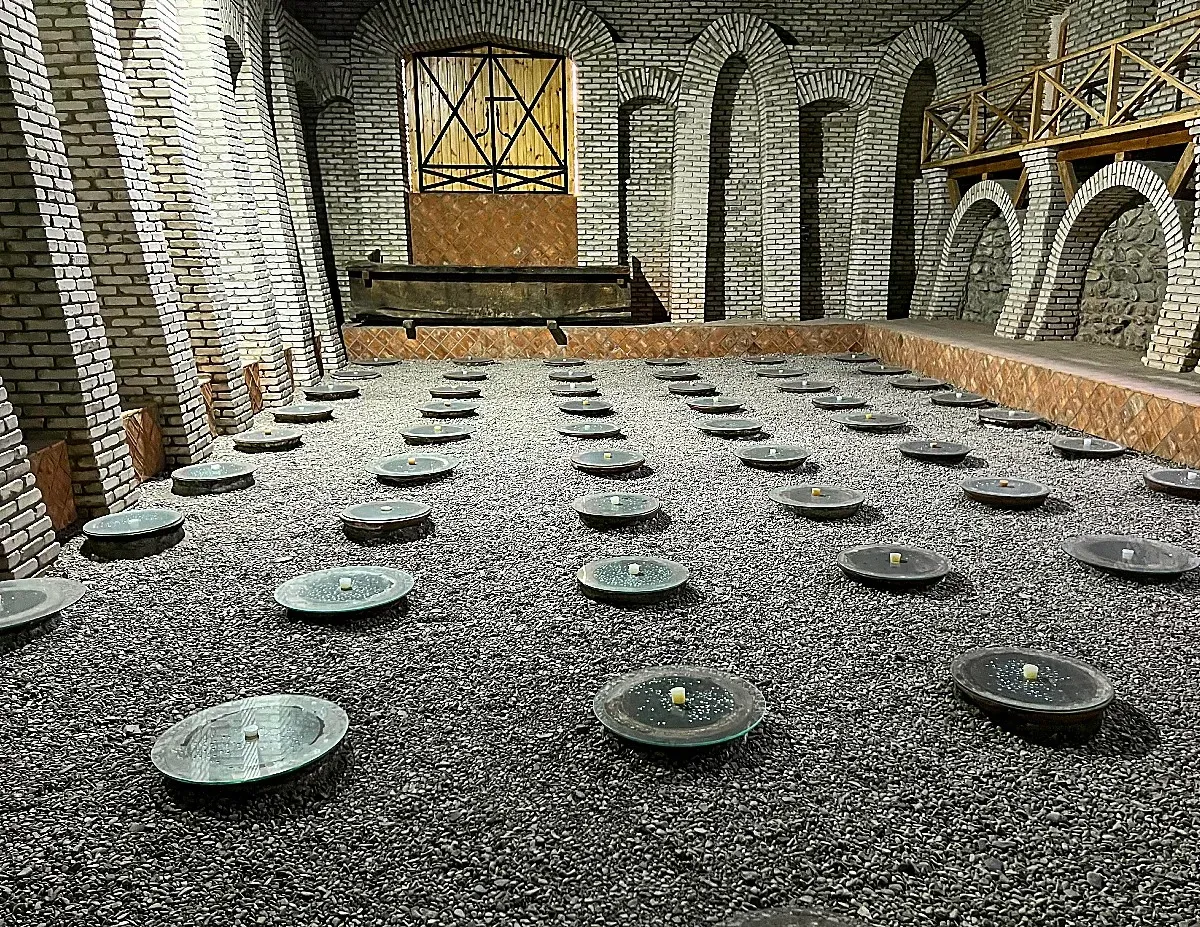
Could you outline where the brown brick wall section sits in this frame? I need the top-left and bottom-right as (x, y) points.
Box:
(408, 193), (578, 267)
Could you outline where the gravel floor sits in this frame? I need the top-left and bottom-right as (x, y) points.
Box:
(4, 353), (1199, 927)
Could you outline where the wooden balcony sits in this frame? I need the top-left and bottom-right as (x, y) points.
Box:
(923, 10), (1200, 169)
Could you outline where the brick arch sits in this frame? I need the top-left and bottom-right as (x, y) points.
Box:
(845, 22), (981, 319)
(1025, 161), (1187, 368)
(670, 13), (802, 321)
(921, 180), (1022, 323)
(351, 0), (619, 265)
(618, 67), (681, 107)
(795, 69), (873, 110)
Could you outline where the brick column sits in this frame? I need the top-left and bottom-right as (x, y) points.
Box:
(0, 380), (59, 579)
(111, 0), (252, 432)
(0, 0), (139, 517)
(843, 95), (902, 319)
(1146, 118), (1200, 372)
(995, 148), (1065, 339)
(33, 0), (213, 466)
(311, 100), (359, 312)
(353, 54), (409, 265)
(909, 166), (951, 317)
(176, 0), (289, 405)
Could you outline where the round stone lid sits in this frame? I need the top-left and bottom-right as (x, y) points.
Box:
(551, 383), (601, 397)
(592, 665), (765, 747)
(756, 367), (809, 379)
(454, 356), (495, 366)
(645, 357), (689, 367)
(331, 367), (381, 381)
(931, 390), (987, 407)
(897, 439), (970, 463)
(979, 408), (1043, 427)
(150, 694), (349, 787)
(891, 376), (947, 391)
(401, 422), (472, 444)
(812, 395), (867, 410)
(304, 382), (359, 400)
(572, 448), (645, 473)
(951, 646), (1114, 718)
(769, 485), (865, 519)
(722, 909), (862, 927)
(544, 358), (586, 367)
(550, 370), (594, 383)
(688, 397), (745, 414)
(572, 492), (661, 523)
(837, 543), (950, 589)
(273, 402), (334, 422)
(172, 461), (255, 483)
(430, 386), (481, 400)
(859, 363), (910, 376)
(1062, 534), (1200, 579)
(274, 565), (415, 615)
(356, 358), (402, 367)
(578, 556), (689, 604)
(557, 421), (623, 439)
(778, 379), (835, 394)
(367, 453), (458, 483)
(417, 400), (479, 418)
(668, 381), (718, 396)
(652, 369), (701, 381)
(0, 578), (87, 632)
(559, 399), (614, 416)
(832, 412), (908, 432)
(831, 352), (875, 363)
(734, 444), (810, 469)
(1049, 435), (1125, 459)
(743, 354), (787, 365)
(83, 508), (184, 540)
(1145, 467), (1200, 499)
(697, 417), (763, 437)
(233, 427), (303, 448)
(961, 476), (1052, 508)
(443, 370), (487, 382)
(339, 500), (431, 529)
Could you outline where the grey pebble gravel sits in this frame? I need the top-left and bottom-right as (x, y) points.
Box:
(2, 354), (1199, 927)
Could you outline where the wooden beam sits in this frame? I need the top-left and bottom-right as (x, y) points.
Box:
(947, 176), (961, 209)
(1012, 169), (1029, 208)
(1168, 143), (1196, 195)
(1057, 159), (1079, 203)
(1060, 126), (1192, 160)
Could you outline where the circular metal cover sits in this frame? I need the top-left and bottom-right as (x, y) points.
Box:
(557, 421), (622, 439)
(832, 412), (908, 433)
(356, 358), (402, 367)
(367, 453), (458, 485)
(1145, 467), (1200, 500)
(592, 665), (764, 747)
(150, 694), (349, 787)
(812, 394), (867, 411)
(697, 417), (763, 437)
(331, 367), (381, 381)
(549, 370), (593, 383)
(979, 408), (1043, 428)
(646, 357), (689, 367)
(340, 500), (431, 531)
(83, 508), (184, 540)
(559, 399), (613, 416)
(723, 909), (861, 927)
(551, 383), (601, 397)
(831, 352), (876, 363)
(304, 382), (359, 401)
(454, 356), (495, 366)
(417, 400), (478, 419)
(668, 381), (718, 397)
(273, 403), (334, 424)
(778, 379), (834, 394)
(770, 485), (865, 520)
(756, 367), (808, 379)
(172, 461), (255, 495)
(897, 439), (970, 464)
(743, 354), (787, 365)
(578, 557), (689, 604)
(837, 543), (950, 590)
(891, 376), (947, 391)
(444, 370), (487, 382)
(275, 565), (415, 615)
(951, 646), (1114, 722)
(571, 492), (661, 527)
(652, 368), (701, 381)
(931, 390), (987, 407)
(401, 422), (472, 445)
(1049, 435), (1125, 459)
(961, 476), (1052, 509)
(572, 448), (645, 475)
(233, 427), (303, 452)
(688, 397), (744, 414)
(0, 578), (86, 633)
(734, 444), (810, 470)
(859, 363), (910, 376)
(430, 386), (481, 400)
(544, 358), (586, 367)
(1062, 534), (1200, 580)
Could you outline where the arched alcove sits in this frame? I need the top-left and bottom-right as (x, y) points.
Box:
(961, 214), (1014, 326)
(888, 59), (937, 319)
(619, 96), (674, 321)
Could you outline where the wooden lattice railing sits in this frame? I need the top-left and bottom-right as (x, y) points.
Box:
(923, 10), (1200, 166)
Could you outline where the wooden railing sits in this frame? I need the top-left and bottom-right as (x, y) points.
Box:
(923, 10), (1200, 166)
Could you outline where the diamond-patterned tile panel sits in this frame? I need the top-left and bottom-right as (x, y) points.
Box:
(122, 406), (167, 483)
(409, 193), (578, 267)
(28, 440), (76, 532)
(243, 363), (264, 415)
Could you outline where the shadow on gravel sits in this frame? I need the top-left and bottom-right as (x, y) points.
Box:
(603, 465), (655, 481)
(285, 598), (412, 631)
(841, 503), (886, 526)
(0, 615), (60, 655)
(342, 521), (436, 545)
(583, 511), (673, 534)
(1079, 701), (1161, 758)
(959, 455), (989, 470)
(615, 729), (772, 772)
(1027, 498), (1074, 517)
(926, 570), (976, 599)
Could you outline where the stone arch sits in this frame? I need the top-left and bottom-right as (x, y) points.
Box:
(352, 0), (619, 265)
(1025, 161), (1187, 369)
(845, 22), (981, 319)
(671, 13), (802, 321)
(794, 69), (873, 109)
(619, 67), (681, 108)
(923, 180), (1022, 324)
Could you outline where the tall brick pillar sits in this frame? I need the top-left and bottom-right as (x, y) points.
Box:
(0, 0), (139, 517)
(0, 380), (59, 579)
(909, 166), (951, 317)
(110, 0), (252, 432)
(33, 0), (213, 467)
